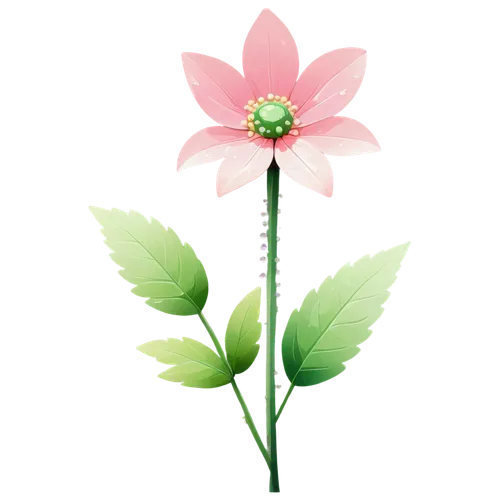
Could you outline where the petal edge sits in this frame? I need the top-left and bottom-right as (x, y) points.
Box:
(275, 137), (333, 197)
(243, 9), (299, 99)
(299, 117), (380, 156)
(178, 127), (250, 171)
(291, 48), (367, 126)
(182, 52), (251, 129)
(216, 138), (273, 196)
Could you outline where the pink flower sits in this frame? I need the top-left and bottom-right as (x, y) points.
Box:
(178, 9), (380, 197)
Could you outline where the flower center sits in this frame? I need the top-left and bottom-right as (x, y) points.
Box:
(242, 94), (300, 139)
(253, 102), (292, 138)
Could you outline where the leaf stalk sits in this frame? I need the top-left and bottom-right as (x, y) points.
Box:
(276, 382), (296, 422)
(198, 311), (232, 374)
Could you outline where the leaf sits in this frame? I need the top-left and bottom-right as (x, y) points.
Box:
(90, 207), (208, 316)
(225, 288), (262, 374)
(282, 242), (410, 387)
(137, 338), (232, 388)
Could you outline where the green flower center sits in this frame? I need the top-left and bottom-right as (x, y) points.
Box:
(253, 102), (293, 139)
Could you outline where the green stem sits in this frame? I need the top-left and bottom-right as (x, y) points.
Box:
(231, 379), (270, 467)
(276, 383), (296, 422)
(266, 162), (280, 492)
(198, 312), (270, 467)
(198, 311), (233, 378)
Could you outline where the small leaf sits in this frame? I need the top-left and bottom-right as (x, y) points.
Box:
(90, 207), (208, 316)
(137, 338), (232, 388)
(282, 242), (410, 387)
(225, 288), (262, 374)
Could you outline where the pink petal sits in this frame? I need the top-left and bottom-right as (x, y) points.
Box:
(275, 137), (333, 197)
(216, 138), (273, 196)
(243, 9), (299, 99)
(178, 127), (250, 171)
(300, 116), (380, 156)
(291, 48), (367, 126)
(182, 52), (252, 129)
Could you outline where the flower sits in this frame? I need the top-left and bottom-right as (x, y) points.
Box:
(178, 9), (380, 197)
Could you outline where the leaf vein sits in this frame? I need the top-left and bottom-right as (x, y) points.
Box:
(162, 351), (228, 378)
(350, 293), (383, 303)
(312, 346), (350, 353)
(329, 316), (369, 328)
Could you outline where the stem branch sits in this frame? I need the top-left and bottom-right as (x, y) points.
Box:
(198, 311), (233, 378)
(276, 383), (295, 422)
(198, 304), (271, 467)
(231, 379), (271, 467)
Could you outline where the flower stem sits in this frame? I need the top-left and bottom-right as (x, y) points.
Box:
(231, 379), (270, 467)
(266, 161), (280, 492)
(276, 383), (296, 422)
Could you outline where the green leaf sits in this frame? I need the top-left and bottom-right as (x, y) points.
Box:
(137, 338), (232, 388)
(282, 242), (410, 387)
(90, 207), (208, 316)
(225, 288), (262, 374)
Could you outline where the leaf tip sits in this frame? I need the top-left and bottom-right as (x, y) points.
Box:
(89, 206), (108, 224)
(393, 239), (415, 261)
(133, 344), (144, 354)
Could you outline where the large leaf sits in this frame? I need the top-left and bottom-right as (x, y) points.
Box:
(282, 242), (410, 387)
(137, 338), (232, 388)
(90, 207), (208, 316)
(225, 288), (262, 374)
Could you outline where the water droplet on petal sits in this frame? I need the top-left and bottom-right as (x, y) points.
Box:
(259, 273), (266, 279)
(339, 89), (347, 96)
(260, 244), (267, 251)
